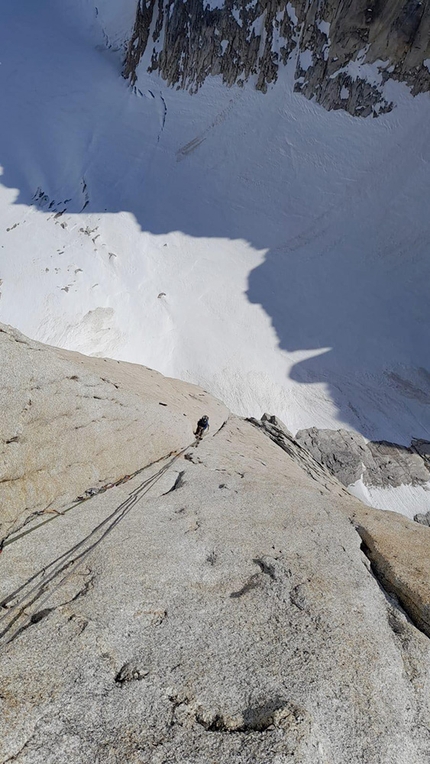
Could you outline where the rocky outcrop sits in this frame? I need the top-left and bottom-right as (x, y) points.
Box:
(412, 437), (430, 465)
(123, 0), (430, 116)
(248, 414), (351, 492)
(351, 503), (430, 638)
(0, 323), (227, 541)
(295, 426), (430, 489)
(414, 510), (430, 526)
(251, 414), (430, 637)
(1, 332), (429, 763)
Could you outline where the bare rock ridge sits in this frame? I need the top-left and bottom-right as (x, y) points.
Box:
(415, 510), (430, 526)
(123, 0), (430, 116)
(1, 326), (430, 763)
(295, 426), (430, 490)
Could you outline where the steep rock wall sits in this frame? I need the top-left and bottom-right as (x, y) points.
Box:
(123, 0), (430, 116)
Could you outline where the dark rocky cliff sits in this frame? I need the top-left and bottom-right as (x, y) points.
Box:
(123, 0), (430, 116)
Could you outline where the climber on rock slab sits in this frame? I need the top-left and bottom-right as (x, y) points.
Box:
(194, 415), (209, 441)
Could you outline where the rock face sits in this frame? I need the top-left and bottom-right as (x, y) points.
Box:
(351, 502), (430, 638)
(295, 426), (430, 489)
(414, 510), (430, 526)
(0, 331), (430, 763)
(0, 323), (228, 541)
(123, 0), (430, 116)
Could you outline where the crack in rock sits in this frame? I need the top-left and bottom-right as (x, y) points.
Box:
(230, 574), (260, 599)
(253, 557), (277, 580)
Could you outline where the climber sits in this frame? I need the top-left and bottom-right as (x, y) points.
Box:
(194, 415), (209, 441)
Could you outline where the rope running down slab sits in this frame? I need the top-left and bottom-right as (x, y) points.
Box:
(0, 442), (195, 644)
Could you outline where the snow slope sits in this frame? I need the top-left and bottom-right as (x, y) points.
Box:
(349, 478), (430, 521)
(0, 0), (430, 511)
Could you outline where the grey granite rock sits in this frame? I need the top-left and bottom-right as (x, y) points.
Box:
(0, 334), (429, 763)
(412, 438), (430, 465)
(295, 426), (430, 489)
(295, 427), (367, 486)
(414, 511), (430, 526)
(0, 323), (228, 541)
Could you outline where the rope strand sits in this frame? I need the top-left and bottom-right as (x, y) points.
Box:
(0, 442), (195, 643)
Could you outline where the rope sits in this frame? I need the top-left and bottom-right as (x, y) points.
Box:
(0, 442), (195, 643)
(0, 408), (175, 551)
(1, 449), (177, 552)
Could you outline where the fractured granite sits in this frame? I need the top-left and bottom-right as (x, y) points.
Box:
(122, 0), (430, 116)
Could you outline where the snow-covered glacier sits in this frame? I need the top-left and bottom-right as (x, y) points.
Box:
(1, 0), (430, 452)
